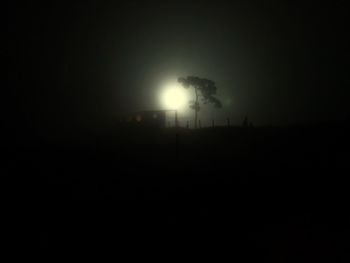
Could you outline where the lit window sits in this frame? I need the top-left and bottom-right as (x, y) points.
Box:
(136, 115), (142, 122)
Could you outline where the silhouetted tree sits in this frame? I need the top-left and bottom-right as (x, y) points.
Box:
(178, 76), (222, 128)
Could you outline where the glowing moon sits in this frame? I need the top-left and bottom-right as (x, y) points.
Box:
(161, 83), (188, 110)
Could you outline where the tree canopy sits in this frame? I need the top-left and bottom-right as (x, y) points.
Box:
(178, 76), (222, 128)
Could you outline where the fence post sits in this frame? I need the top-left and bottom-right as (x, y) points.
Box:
(175, 110), (178, 128)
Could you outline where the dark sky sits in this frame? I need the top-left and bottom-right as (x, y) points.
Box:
(9, 0), (350, 138)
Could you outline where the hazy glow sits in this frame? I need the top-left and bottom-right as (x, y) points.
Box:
(161, 83), (188, 110)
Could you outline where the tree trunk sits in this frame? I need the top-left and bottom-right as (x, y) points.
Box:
(194, 110), (198, 129)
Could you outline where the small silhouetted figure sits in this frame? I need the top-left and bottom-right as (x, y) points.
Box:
(242, 116), (249, 127)
(198, 119), (202, 128)
(186, 121), (189, 129)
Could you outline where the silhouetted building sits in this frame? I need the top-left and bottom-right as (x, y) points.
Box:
(122, 110), (167, 128)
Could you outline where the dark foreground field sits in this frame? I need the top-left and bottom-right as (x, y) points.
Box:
(12, 123), (349, 260)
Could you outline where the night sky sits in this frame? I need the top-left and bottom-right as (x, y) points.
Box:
(9, 0), (350, 139)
